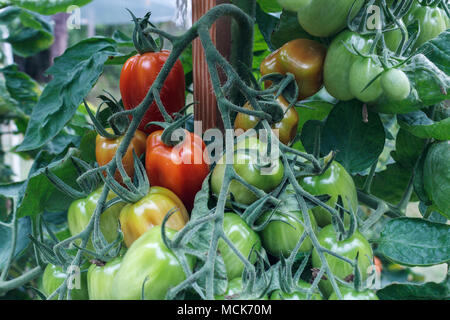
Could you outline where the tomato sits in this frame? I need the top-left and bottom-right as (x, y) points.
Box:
(234, 95), (299, 146)
(211, 136), (284, 205)
(260, 39), (327, 100)
(112, 226), (195, 300)
(405, 2), (448, 50)
(87, 257), (122, 300)
(42, 263), (89, 300)
(145, 129), (209, 212)
(258, 186), (318, 257)
(215, 278), (269, 300)
(423, 141), (450, 217)
(324, 30), (373, 101)
(295, 0), (365, 37)
(384, 18), (408, 52)
(217, 213), (261, 280)
(67, 187), (125, 250)
(95, 129), (147, 183)
(380, 69), (411, 101)
(119, 186), (189, 247)
(349, 56), (384, 103)
(120, 51), (185, 133)
(298, 161), (358, 227)
(328, 286), (379, 300)
(270, 280), (323, 300)
(312, 225), (374, 298)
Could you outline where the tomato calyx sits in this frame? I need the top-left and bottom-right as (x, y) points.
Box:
(144, 113), (192, 147)
(127, 10), (163, 54)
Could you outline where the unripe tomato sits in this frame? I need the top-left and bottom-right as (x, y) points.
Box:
(298, 161), (358, 227)
(120, 51), (185, 133)
(87, 257), (122, 300)
(42, 263), (89, 300)
(67, 187), (125, 250)
(258, 187), (318, 257)
(145, 129), (210, 212)
(349, 57), (384, 103)
(234, 96), (299, 146)
(381, 69), (411, 101)
(270, 280), (323, 300)
(312, 225), (374, 298)
(112, 226), (195, 300)
(215, 278), (269, 300)
(211, 136), (284, 205)
(324, 30), (373, 101)
(119, 186), (189, 247)
(217, 213), (261, 280)
(423, 141), (450, 216)
(260, 39), (326, 100)
(328, 286), (379, 300)
(384, 18), (408, 52)
(95, 129), (147, 183)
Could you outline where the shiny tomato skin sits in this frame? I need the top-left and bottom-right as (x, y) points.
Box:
(120, 51), (185, 133)
(145, 129), (210, 211)
(87, 257), (122, 300)
(270, 280), (323, 300)
(312, 225), (374, 298)
(95, 129), (147, 183)
(42, 263), (89, 300)
(215, 278), (269, 300)
(328, 286), (379, 300)
(119, 186), (189, 247)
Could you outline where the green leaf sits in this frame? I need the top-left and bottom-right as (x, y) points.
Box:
(14, 148), (82, 218)
(271, 10), (320, 50)
(377, 218), (450, 267)
(9, 0), (92, 15)
(417, 30), (450, 75)
(355, 163), (417, 203)
(377, 278), (449, 300)
(255, 3), (279, 52)
(320, 100), (386, 174)
(257, 0), (282, 12)
(17, 37), (120, 152)
(0, 77), (19, 116)
(0, 7), (54, 57)
(391, 128), (426, 169)
(0, 217), (31, 269)
(397, 107), (450, 141)
(1, 64), (40, 115)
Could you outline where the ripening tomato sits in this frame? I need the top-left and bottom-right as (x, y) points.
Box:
(120, 51), (185, 133)
(260, 39), (327, 100)
(119, 186), (189, 247)
(145, 129), (210, 211)
(234, 96), (299, 146)
(95, 129), (147, 183)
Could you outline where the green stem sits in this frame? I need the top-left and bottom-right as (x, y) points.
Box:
(362, 162), (377, 193)
(357, 190), (403, 217)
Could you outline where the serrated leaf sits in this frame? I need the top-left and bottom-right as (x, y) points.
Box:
(17, 37), (120, 151)
(377, 278), (449, 300)
(398, 108), (450, 141)
(320, 100), (386, 174)
(377, 218), (450, 267)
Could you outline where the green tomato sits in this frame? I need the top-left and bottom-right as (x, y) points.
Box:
(328, 286), (379, 300)
(312, 225), (373, 298)
(324, 30), (373, 101)
(67, 187), (125, 250)
(215, 278), (268, 300)
(384, 18), (408, 52)
(424, 141), (450, 217)
(87, 257), (122, 300)
(406, 3), (448, 50)
(276, 0), (310, 12)
(211, 136), (284, 205)
(381, 69), (411, 101)
(218, 213), (261, 280)
(296, 0), (365, 37)
(298, 161), (358, 227)
(270, 280), (323, 300)
(42, 263), (89, 300)
(258, 187), (318, 257)
(349, 57), (384, 103)
(112, 226), (195, 300)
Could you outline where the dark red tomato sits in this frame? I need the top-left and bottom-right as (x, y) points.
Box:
(145, 129), (210, 211)
(120, 51), (185, 134)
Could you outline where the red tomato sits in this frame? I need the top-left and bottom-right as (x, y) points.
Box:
(145, 130), (210, 211)
(120, 51), (185, 133)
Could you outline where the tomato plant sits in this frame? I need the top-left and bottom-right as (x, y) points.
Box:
(270, 280), (323, 300)
(145, 129), (210, 211)
(119, 186), (189, 247)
